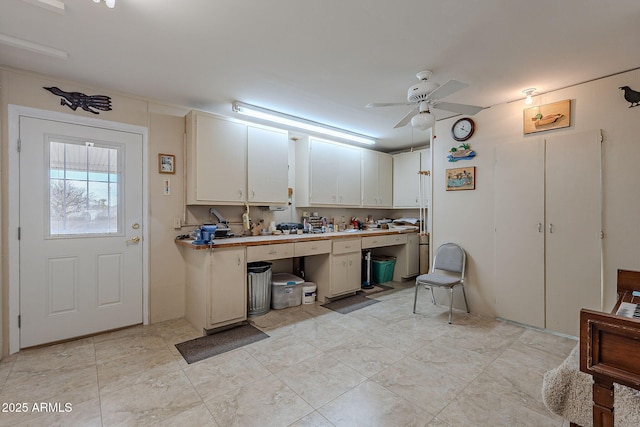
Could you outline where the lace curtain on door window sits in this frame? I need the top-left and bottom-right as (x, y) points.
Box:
(49, 140), (120, 235)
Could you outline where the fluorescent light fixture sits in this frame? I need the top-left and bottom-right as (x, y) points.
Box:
(0, 33), (68, 59)
(20, 0), (66, 13)
(522, 88), (536, 105)
(232, 101), (375, 145)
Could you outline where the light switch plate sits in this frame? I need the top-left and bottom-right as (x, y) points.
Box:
(173, 217), (181, 229)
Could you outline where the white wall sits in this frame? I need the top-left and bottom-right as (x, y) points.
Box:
(431, 69), (640, 319)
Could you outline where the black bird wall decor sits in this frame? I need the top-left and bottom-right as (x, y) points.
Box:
(619, 85), (640, 108)
(43, 86), (112, 114)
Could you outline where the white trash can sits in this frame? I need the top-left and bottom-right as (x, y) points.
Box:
(302, 283), (317, 304)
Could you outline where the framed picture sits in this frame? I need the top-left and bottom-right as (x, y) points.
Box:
(158, 154), (175, 174)
(523, 99), (571, 134)
(446, 166), (475, 191)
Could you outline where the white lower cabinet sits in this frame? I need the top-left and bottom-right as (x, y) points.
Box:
(183, 246), (246, 332)
(329, 238), (362, 298)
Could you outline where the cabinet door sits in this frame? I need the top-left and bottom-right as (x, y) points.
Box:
(209, 248), (246, 328)
(331, 253), (361, 296)
(337, 145), (361, 205)
(344, 251), (361, 293)
(545, 131), (602, 336)
(361, 149), (379, 206)
(247, 126), (288, 204)
(194, 114), (247, 203)
(378, 153), (393, 207)
(310, 140), (339, 204)
(406, 234), (420, 277)
(494, 140), (545, 329)
(362, 150), (392, 207)
(393, 151), (421, 207)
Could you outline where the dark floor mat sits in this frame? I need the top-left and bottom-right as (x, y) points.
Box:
(321, 293), (380, 314)
(175, 324), (269, 364)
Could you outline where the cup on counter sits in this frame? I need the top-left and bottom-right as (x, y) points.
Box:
(283, 229), (290, 235)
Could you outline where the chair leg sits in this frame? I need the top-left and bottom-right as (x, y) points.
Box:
(413, 282), (419, 314)
(448, 288), (454, 324)
(430, 286), (436, 305)
(461, 284), (470, 313)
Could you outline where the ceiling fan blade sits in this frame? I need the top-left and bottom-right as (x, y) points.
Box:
(366, 102), (411, 108)
(393, 106), (419, 128)
(432, 101), (484, 116)
(427, 79), (469, 100)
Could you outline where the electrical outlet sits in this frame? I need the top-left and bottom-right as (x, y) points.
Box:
(173, 217), (181, 229)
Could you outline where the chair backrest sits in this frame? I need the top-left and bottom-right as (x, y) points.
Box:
(432, 243), (466, 274)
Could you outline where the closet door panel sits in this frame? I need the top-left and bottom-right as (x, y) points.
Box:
(494, 140), (545, 328)
(545, 130), (602, 336)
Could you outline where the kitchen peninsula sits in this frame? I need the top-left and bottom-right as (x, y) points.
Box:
(177, 228), (419, 334)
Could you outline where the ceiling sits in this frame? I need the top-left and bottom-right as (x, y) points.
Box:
(2, 0), (640, 152)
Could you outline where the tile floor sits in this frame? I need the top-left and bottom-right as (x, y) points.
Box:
(0, 283), (578, 426)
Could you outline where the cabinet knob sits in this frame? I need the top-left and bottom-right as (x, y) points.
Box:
(548, 223), (554, 234)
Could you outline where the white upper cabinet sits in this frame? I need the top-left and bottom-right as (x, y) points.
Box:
(186, 110), (289, 205)
(186, 110), (247, 205)
(247, 126), (289, 205)
(362, 149), (392, 207)
(295, 137), (361, 207)
(393, 149), (429, 208)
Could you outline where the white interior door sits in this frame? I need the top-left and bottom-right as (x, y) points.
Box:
(545, 130), (602, 336)
(494, 139), (545, 328)
(19, 116), (144, 348)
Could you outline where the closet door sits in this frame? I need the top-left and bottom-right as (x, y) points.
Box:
(494, 140), (545, 328)
(545, 130), (602, 336)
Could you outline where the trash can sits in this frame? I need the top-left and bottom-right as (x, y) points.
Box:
(272, 273), (304, 309)
(372, 255), (396, 284)
(247, 261), (272, 316)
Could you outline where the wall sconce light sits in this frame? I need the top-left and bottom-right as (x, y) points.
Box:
(522, 88), (536, 105)
(93, 0), (115, 8)
(232, 101), (376, 146)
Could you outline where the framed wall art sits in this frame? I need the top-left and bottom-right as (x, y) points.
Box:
(523, 99), (571, 134)
(446, 166), (475, 191)
(158, 153), (175, 174)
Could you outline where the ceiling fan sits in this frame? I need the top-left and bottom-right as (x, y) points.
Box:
(366, 70), (483, 130)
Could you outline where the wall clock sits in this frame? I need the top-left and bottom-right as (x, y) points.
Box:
(451, 118), (475, 142)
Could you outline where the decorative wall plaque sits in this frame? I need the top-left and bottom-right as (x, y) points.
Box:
(43, 86), (112, 114)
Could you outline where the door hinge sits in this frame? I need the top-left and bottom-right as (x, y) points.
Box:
(17, 138), (21, 152)
(600, 230), (605, 239)
(18, 226), (21, 240)
(18, 315), (21, 328)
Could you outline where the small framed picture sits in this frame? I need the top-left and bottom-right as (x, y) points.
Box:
(446, 166), (475, 191)
(158, 154), (175, 174)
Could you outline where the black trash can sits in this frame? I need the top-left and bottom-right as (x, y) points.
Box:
(247, 261), (272, 316)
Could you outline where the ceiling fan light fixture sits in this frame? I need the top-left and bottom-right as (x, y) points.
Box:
(411, 111), (436, 131)
(522, 88), (536, 105)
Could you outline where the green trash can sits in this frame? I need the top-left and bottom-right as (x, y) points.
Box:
(372, 255), (396, 284)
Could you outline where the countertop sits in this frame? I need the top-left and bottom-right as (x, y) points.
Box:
(175, 227), (421, 250)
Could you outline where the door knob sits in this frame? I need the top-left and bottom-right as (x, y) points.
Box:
(127, 236), (141, 244)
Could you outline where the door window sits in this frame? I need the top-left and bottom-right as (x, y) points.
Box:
(48, 139), (121, 236)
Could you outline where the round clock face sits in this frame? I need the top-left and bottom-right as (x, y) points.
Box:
(452, 118), (475, 142)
